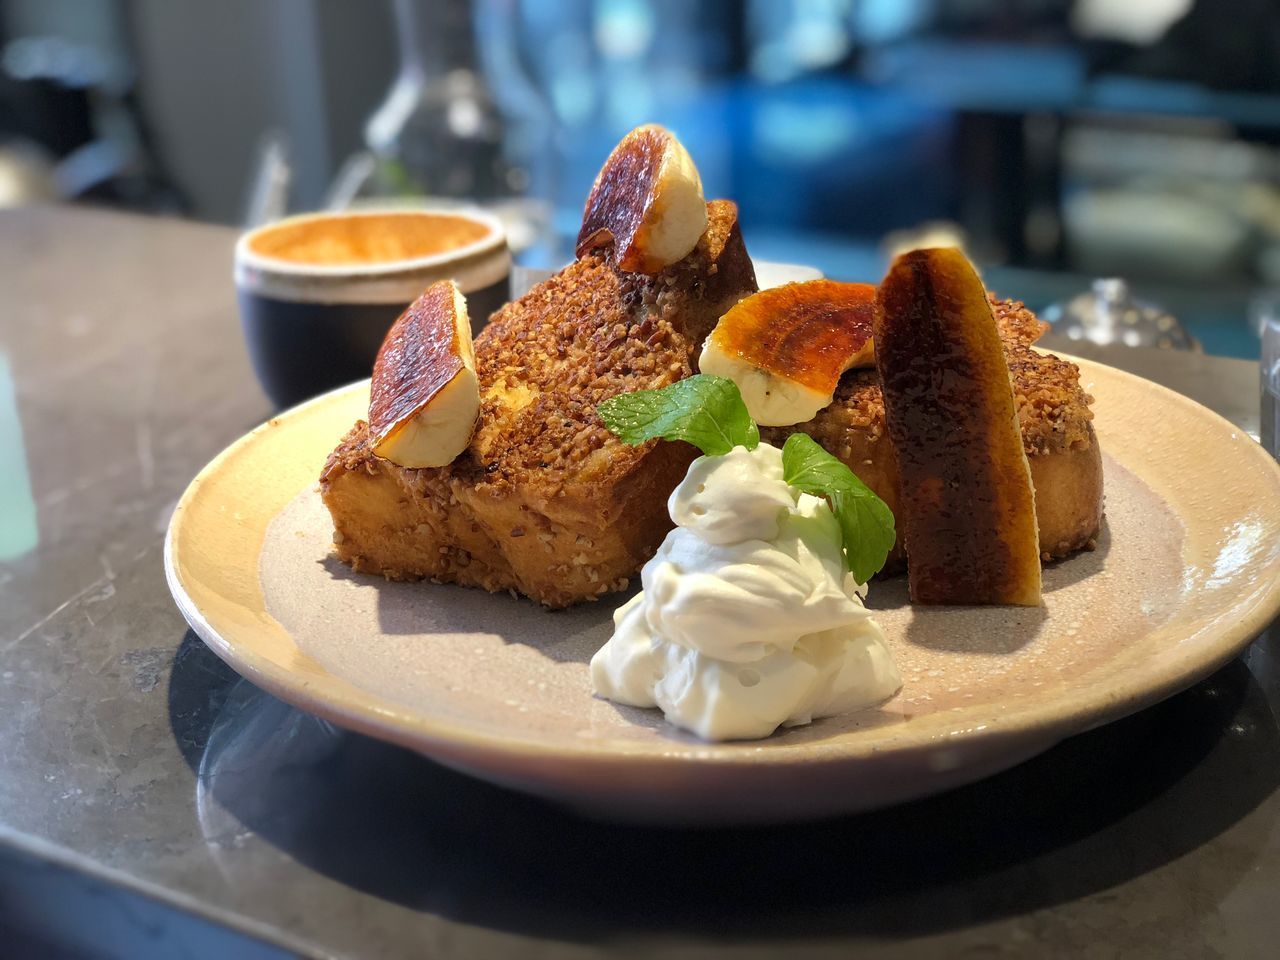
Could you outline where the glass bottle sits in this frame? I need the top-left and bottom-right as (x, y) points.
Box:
(364, 0), (516, 201)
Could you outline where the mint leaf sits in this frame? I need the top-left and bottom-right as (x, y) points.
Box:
(599, 378), (894, 582)
(782, 433), (896, 583)
(829, 489), (897, 585)
(597, 374), (759, 456)
(781, 432), (864, 494)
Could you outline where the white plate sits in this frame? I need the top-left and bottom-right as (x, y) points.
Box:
(166, 357), (1280, 823)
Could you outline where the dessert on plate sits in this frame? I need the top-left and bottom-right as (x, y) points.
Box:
(322, 127), (757, 608)
(588, 376), (903, 739)
(749, 285), (1102, 574)
(321, 123), (1102, 613)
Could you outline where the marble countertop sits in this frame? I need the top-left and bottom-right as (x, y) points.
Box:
(1, 206), (1277, 960)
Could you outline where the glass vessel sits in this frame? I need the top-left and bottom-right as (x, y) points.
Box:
(365, 0), (516, 201)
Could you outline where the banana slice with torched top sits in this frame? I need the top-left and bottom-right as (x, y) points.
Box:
(576, 124), (708, 275)
(874, 248), (1042, 606)
(699, 280), (876, 426)
(368, 280), (480, 469)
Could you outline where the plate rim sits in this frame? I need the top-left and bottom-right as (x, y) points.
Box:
(165, 354), (1280, 771)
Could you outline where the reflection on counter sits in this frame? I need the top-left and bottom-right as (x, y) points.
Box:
(0, 353), (38, 561)
(174, 629), (1280, 944)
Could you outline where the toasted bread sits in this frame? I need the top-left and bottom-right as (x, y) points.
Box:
(763, 295), (1103, 573)
(321, 200), (758, 608)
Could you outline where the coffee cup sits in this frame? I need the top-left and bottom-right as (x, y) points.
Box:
(234, 208), (509, 409)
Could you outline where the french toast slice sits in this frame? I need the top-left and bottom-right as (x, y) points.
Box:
(763, 294), (1103, 575)
(321, 200), (758, 608)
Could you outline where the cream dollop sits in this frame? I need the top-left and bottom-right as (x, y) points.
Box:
(590, 443), (901, 740)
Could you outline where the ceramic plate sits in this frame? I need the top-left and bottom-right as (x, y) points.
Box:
(166, 357), (1280, 823)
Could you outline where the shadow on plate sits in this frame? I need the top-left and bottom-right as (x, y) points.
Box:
(1041, 517), (1112, 593)
(867, 518), (1112, 616)
(868, 571), (1049, 655)
(855, 521), (1107, 655)
(318, 527), (1105, 665)
(901, 600), (1048, 655)
(168, 628), (1280, 943)
(317, 553), (622, 665)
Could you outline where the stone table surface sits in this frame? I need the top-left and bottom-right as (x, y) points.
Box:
(1, 205), (1278, 960)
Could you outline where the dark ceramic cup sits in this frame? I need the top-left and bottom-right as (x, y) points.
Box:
(234, 208), (510, 410)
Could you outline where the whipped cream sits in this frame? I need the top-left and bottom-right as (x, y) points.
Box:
(590, 443), (901, 740)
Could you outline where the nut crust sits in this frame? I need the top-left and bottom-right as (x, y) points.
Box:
(763, 295), (1102, 573)
(322, 201), (757, 608)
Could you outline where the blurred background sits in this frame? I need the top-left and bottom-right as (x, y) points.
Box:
(2, 0), (1280, 357)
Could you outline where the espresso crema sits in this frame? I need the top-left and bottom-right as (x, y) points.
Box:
(247, 212), (491, 266)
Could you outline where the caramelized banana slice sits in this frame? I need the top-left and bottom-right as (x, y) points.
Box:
(875, 248), (1041, 606)
(699, 280), (875, 426)
(576, 125), (708, 274)
(369, 281), (479, 469)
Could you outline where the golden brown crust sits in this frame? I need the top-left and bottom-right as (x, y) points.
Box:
(460, 200), (752, 496)
(991, 293), (1049, 345)
(767, 296), (1091, 455)
(324, 251), (1102, 604)
(762, 294), (1100, 575)
(576, 125), (668, 269)
(1006, 341), (1097, 456)
(321, 200), (757, 608)
(709, 280), (876, 392)
(367, 281), (468, 449)
(1030, 436), (1104, 561)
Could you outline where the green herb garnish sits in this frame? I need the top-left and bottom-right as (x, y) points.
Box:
(597, 377), (895, 583)
(596, 374), (759, 456)
(780, 433), (896, 584)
